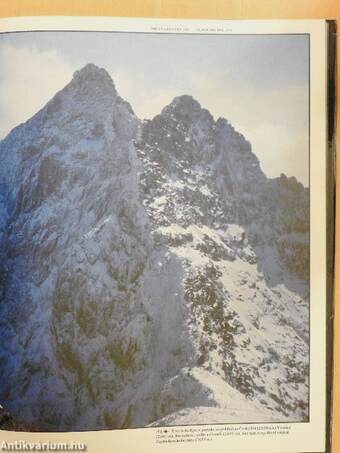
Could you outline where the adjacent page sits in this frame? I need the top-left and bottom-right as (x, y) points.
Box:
(0, 17), (333, 453)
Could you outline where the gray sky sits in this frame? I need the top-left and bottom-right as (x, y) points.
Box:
(0, 31), (309, 185)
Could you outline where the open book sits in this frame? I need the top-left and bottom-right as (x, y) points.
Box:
(0, 17), (335, 453)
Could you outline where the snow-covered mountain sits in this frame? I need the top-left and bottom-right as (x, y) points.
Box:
(0, 64), (309, 431)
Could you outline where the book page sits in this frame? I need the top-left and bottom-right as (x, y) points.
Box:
(0, 17), (329, 453)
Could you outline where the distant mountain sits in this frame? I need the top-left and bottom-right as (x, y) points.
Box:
(0, 64), (309, 431)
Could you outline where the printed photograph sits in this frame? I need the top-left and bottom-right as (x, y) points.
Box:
(0, 31), (309, 431)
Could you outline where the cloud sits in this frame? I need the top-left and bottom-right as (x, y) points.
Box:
(0, 43), (73, 138)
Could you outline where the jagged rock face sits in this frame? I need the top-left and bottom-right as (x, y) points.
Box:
(136, 95), (309, 424)
(0, 65), (309, 431)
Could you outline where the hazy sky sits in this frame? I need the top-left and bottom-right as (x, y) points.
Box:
(0, 31), (309, 185)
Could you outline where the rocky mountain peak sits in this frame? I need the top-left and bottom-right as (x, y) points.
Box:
(162, 94), (201, 113)
(71, 63), (117, 95)
(161, 94), (214, 125)
(33, 62), (137, 146)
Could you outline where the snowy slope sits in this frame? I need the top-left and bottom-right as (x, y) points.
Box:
(0, 65), (309, 431)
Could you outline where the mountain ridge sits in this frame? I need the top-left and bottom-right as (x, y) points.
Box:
(0, 63), (309, 431)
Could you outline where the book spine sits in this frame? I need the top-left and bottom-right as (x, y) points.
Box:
(327, 18), (337, 453)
